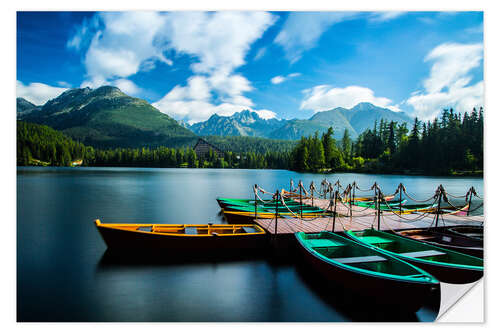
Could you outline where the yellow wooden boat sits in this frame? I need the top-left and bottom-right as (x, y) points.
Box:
(95, 219), (267, 251)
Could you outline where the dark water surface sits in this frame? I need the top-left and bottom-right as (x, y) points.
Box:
(17, 167), (483, 322)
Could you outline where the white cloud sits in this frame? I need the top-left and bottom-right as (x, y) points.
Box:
(271, 72), (301, 85)
(300, 85), (399, 112)
(406, 42), (484, 120)
(81, 12), (170, 83)
(423, 43), (483, 93)
(368, 12), (405, 23)
(163, 12), (276, 74)
(67, 15), (100, 51)
(112, 79), (141, 95)
(16, 81), (69, 105)
(80, 76), (141, 96)
(275, 12), (404, 63)
(57, 81), (72, 88)
(274, 12), (359, 63)
(271, 76), (285, 85)
(254, 109), (277, 120)
(153, 74), (275, 124)
(73, 11), (277, 123)
(254, 47), (267, 60)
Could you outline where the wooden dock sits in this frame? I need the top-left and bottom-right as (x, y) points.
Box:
(254, 196), (484, 235)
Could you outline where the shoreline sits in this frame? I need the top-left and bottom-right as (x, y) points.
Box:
(16, 165), (484, 178)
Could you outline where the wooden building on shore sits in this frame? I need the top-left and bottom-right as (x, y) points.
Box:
(193, 138), (224, 158)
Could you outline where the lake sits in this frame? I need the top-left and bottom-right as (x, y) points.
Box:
(17, 167), (483, 322)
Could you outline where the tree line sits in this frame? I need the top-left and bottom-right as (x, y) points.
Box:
(17, 121), (291, 169)
(290, 107), (483, 175)
(18, 106), (483, 175)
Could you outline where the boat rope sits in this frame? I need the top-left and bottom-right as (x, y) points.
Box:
(278, 189), (332, 221)
(332, 179), (345, 191)
(353, 181), (374, 192)
(337, 197), (376, 213)
(253, 185), (278, 204)
(379, 191), (438, 222)
(444, 190), (468, 199)
(401, 184), (437, 202)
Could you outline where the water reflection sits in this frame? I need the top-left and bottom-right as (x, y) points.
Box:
(17, 167), (478, 322)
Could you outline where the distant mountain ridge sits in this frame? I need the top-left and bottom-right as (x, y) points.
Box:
(189, 102), (412, 140)
(17, 97), (41, 119)
(17, 86), (412, 149)
(18, 86), (197, 148)
(189, 110), (288, 137)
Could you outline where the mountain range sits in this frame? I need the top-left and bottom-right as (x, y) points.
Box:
(17, 86), (412, 148)
(189, 110), (288, 137)
(187, 102), (412, 140)
(17, 97), (41, 118)
(18, 86), (197, 148)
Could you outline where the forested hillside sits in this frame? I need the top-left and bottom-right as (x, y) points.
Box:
(290, 107), (483, 175)
(17, 121), (88, 166)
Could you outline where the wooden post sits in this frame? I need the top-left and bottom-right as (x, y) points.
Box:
(467, 187), (473, 216)
(399, 183), (403, 215)
(254, 184), (258, 219)
(310, 182), (314, 207)
(434, 185), (443, 228)
(352, 182), (356, 204)
(377, 189), (381, 231)
(299, 181), (303, 218)
(275, 190), (279, 236)
(332, 190), (337, 232)
(349, 184), (353, 217)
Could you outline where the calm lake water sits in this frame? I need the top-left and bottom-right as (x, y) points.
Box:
(17, 167), (483, 322)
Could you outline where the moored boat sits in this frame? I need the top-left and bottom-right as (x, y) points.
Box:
(346, 228), (483, 284)
(352, 199), (408, 210)
(351, 195), (395, 202)
(217, 197), (299, 209)
(446, 225), (483, 240)
(222, 209), (329, 224)
(95, 219), (268, 252)
(295, 231), (439, 312)
(395, 228), (483, 258)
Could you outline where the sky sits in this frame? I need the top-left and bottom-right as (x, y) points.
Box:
(16, 11), (484, 124)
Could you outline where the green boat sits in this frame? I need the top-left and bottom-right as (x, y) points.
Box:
(353, 199), (408, 210)
(216, 197), (298, 209)
(224, 204), (325, 214)
(295, 231), (439, 312)
(346, 228), (483, 284)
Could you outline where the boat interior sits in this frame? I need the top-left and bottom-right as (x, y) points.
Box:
(300, 232), (425, 277)
(102, 223), (264, 235)
(352, 230), (482, 267)
(399, 229), (482, 247)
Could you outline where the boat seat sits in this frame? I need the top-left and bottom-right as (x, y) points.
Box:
(400, 250), (446, 258)
(138, 226), (152, 232)
(242, 226), (257, 233)
(358, 236), (394, 245)
(335, 255), (387, 264)
(307, 239), (344, 248)
(184, 227), (198, 235)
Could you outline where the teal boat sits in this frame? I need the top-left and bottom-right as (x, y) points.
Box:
(353, 199), (408, 210)
(295, 231), (439, 312)
(346, 229), (483, 284)
(216, 197), (298, 209)
(223, 203), (328, 223)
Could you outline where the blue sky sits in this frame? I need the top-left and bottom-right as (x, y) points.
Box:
(17, 11), (483, 123)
